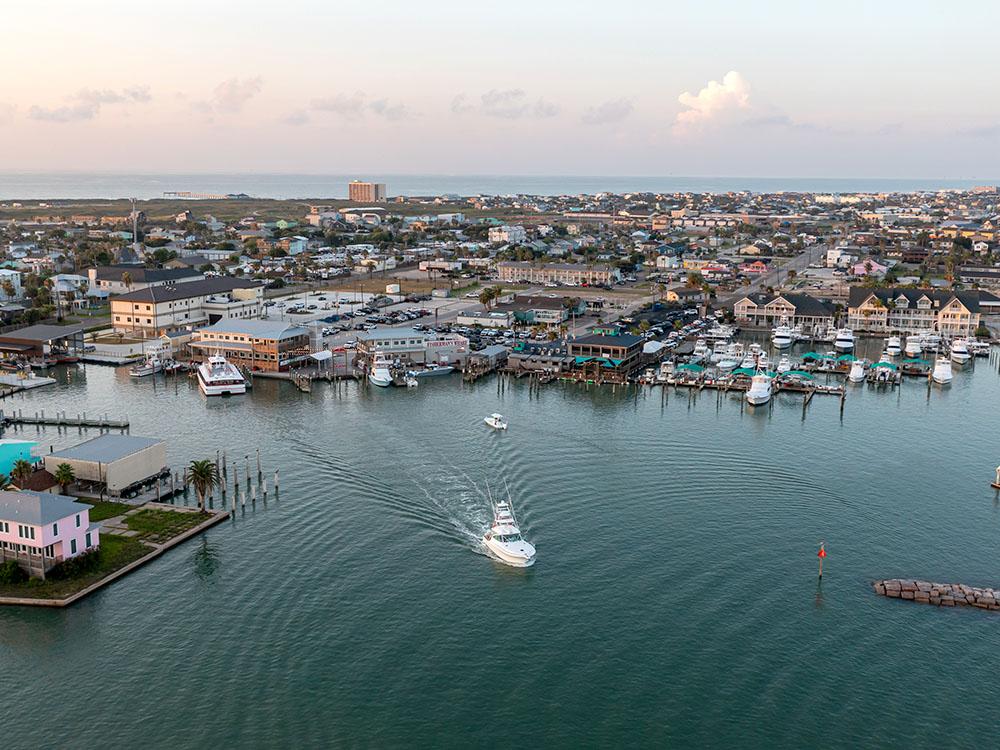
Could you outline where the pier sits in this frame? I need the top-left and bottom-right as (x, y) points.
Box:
(873, 579), (1000, 611)
(0, 409), (129, 430)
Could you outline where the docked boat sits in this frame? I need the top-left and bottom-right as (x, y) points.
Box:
(405, 375), (419, 388)
(885, 336), (901, 357)
(693, 338), (710, 358)
(368, 352), (394, 387)
(718, 344), (743, 371)
(771, 324), (793, 349)
(704, 324), (736, 341)
(968, 339), (991, 357)
(484, 413), (507, 430)
(950, 338), (972, 364)
(409, 364), (455, 378)
(745, 370), (773, 406)
(129, 354), (163, 377)
(482, 494), (535, 567)
(921, 332), (942, 351)
(904, 335), (923, 357)
(197, 354), (247, 396)
(776, 355), (792, 374)
(932, 356), (953, 385)
(834, 328), (855, 352)
(848, 359), (866, 383)
(818, 325), (838, 343)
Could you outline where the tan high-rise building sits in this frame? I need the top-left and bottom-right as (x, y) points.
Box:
(348, 181), (387, 203)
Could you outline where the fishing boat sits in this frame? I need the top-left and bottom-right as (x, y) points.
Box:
(776, 355), (792, 374)
(834, 328), (855, 352)
(771, 324), (793, 349)
(368, 351), (394, 387)
(932, 356), (953, 385)
(885, 336), (902, 357)
(818, 325), (838, 343)
(950, 338), (972, 364)
(703, 324), (735, 341)
(197, 353), (247, 396)
(484, 413), (507, 430)
(129, 353), (163, 377)
(409, 364), (455, 378)
(968, 339), (991, 357)
(921, 332), (942, 351)
(693, 338), (710, 358)
(904, 336), (923, 357)
(848, 359), (866, 383)
(745, 369), (773, 406)
(718, 344), (743, 371)
(482, 492), (535, 567)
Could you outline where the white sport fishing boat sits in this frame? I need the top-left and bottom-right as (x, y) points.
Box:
(482, 492), (535, 567)
(745, 369), (772, 406)
(968, 339), (991, 357)
(771, 324), (793, 349)
(848, 359), (866, 383)
(410, 364), (455, 378)
(932, 356), (953, 385)
(368, 352), (394, 387)
(484, 413), (507, 430)
(834, 328), (855, 352)
(776, 355), (792, 374)
(950, 338), (971, 364)
(904, 336), (923, 357)
(129, 354), (163, 377)
(197, 353), (247, 396)
(885, 336), (902, 357)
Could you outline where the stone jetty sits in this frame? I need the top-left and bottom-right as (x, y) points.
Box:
(873, 579), (1000, 611)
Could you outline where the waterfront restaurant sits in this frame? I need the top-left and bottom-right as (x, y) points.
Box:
(356, 327), (469, 366)
(566, 332), (644, 375)
(0, 490), (100, 578)
(189, 319), (311, 372)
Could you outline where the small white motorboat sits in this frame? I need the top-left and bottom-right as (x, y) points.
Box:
(904, 336), (923, 357)
(745, 370), (772, 406)
(129, 353), (163, 377)
(482, 493), (535, 567)
(932, 356), (953, 385)
(848, 359), (866, 383)
(950, 338), (972, 364)
(405, 375), (419, 388)
(885, 336), (901, 357)
(484, 413), (507, 430)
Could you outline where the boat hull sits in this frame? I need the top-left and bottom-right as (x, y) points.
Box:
(483, 537), (535, 567)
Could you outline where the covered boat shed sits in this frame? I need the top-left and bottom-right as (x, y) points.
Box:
(44, 434), (167, 497)
(0, 323), (86, 359)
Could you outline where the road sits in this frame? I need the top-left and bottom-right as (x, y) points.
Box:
(717, 244), (829, 306)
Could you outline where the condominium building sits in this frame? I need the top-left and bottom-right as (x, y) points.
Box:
(496, 261), (620, 286)
(348, 181), (387, 203)
(847, 288), (982, 337)
(111, 278), (264, 337)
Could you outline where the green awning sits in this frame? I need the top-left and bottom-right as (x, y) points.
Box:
(872, 361), (897, 370)
(903, 358), (930, 365)
(802, 352), (822, 360)
(574, 356), (593, 364)
(732, 367), (757, 376)
(783, 370), (815, 380)
(837, 354), (856, 361)
(677, 363), (705, 372)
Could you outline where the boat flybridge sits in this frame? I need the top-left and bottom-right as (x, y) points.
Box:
(368, 351), (394, 387)
(745, 368), (773, 406)
(950, 338), (972, 364)
(482, 484), (535, 567)
(771, 324), (793, 349)
(834, 328), (855, 352)
(197, 353), (247, 396)
(484, 413), (508, 430)
(885, 336), (902, 357)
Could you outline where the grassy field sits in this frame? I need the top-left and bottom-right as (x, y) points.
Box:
(0, 535), (150, 600)
(124, 508), (208, 544)
(82, 500), (133, 522)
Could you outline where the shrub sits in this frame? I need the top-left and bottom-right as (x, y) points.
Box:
(46, 549), (101, 580)
(0, 560), (27, 584)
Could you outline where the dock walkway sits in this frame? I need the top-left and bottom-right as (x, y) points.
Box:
(0, 409), (129, 430)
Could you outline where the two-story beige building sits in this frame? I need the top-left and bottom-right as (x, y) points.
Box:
(497, 261), (620, 286)
(847, 288), (982, 337)
(111, 278), (264, 337)
(732, 292), (835, 333)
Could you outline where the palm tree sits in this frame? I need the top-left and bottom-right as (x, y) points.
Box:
(53, 463), (75, 494)
(0, 473), (12, 490)
(11, 459), (33, 486)
(184, 459), (220, 513)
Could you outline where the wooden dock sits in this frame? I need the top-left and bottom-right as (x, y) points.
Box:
(0, 409), (129, 430)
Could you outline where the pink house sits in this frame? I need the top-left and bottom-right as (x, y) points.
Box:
(0, 490), (100, 577)
(851, 259), (889, 277)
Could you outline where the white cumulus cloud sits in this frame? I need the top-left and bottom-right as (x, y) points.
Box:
(211, 77), (263, 113)
(674, 71), (751, 132)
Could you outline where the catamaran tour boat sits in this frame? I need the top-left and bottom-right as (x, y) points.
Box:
(484, 413), (508, 430)
(482, 494), (535, 567)
(197, 353), (247, 396)
(745, 369), (773, 406)
(848, 359), (866, 383)
(932, 356), (953, 385)
(950, 338), (972, 364)
(885, 336), (902, 357)
(129, 353), (163, 378)
(368, 352), (394, 387)
(771, 324), (793, 349)
(834, 328), (855, 352)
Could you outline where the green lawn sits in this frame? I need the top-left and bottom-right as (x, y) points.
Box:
(124, 508), (209, 544)
(0, 535), (151, 600)
(82, 500), (132, 522)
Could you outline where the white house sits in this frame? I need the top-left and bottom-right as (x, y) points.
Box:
(489, 225), (528, 244)
(0, 269), (22, 300)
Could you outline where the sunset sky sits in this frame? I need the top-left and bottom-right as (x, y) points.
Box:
(2, 1), (998, 177)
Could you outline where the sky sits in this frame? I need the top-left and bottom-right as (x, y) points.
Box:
(1, 0), (999, 178)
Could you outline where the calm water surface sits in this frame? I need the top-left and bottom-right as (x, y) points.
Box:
(2, 349), (999, 748)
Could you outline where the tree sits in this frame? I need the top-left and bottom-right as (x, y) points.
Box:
(11, 459), (33, 486)
(53, 463), (75, 494)
(121, 271), (133, 291)
(184, 459), (220, 514)
(0, 473), (12, 490)
(686, 271), (703, 288)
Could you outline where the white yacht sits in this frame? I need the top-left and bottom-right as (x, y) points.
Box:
(776, 355), (792, 374)
(950, 338), (972, 364)
(718, 344), (743, 371)
(818, 325), (838, 343)
(197, 354), (247, 396)
(368, 352), (394, 387)
(921, 332), (942, 351)
(932, 356), (953, 385)
(904, 335), (923, 357)
(745, 370), (773, 406)
(693, 338), (710, 358)
(482, 495), (535, 567)
(129, 354), (162, 377)
(968, 339), (991, 357)
(704, 324), (735, 341)
(834, 328), (855, 352)
(771, 324), (793, 349)
(484, 413), (508, 430)
(885, 336), (902, 357)
(848, 359), (866, 383)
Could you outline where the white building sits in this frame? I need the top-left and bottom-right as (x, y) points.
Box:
(489, 225), (528, 244)
(0, 269), (22, 300)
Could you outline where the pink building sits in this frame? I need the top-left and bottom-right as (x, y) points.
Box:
(0, 490), (100, 577)
(851, 259), (889, 277)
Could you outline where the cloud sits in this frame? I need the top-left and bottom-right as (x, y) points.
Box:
(311, 91), (367, 120)
(283, 110), (309, 126)
(958, 123), (1000, 139)
(28, 85), (151, 123)
(369, 98), (415, 121)
(582, 98), (633, 125)
(453, 89), (559, 119)
(674, 71), (751, 132)
(210, 77), (262, 113)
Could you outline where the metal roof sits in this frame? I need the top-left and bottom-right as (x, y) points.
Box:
(197, 319), (308, 340)
(113, 278), (262, 304)
(0, 490), (90, 526)
(357, 327), (426, 342)
(49, 434), (163, 464)
(0, 323), (87, 343)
